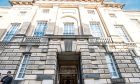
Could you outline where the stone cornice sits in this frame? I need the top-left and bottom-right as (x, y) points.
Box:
(9, 0), (124, 9)
(10, 0), (34, 5)
(102, 2), (124, 9)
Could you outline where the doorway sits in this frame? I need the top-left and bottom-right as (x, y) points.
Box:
(57, 53), (81, 84)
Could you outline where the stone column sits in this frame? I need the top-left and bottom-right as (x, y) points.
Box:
(45, 5), (58, 35)
(42, 39), (61, 84)
(77, 39), (100, 84)
(42, 49), (57, 84)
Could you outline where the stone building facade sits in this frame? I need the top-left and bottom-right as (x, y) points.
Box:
(0, 0), (140, 84)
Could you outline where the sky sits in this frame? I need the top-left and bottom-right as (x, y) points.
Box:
(113, 0), (140, 10)
(0, 0), (11, 6)
(0, 0), (140, 10)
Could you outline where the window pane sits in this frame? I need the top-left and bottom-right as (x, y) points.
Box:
(90, 22), (103, 37)
(112, 72), (118, 77)
(18, 73), (22, 78)
(16, 54), (30, 79)
(114, 25), (130, 42)
(105, 54), (119, 78)
(3, 23), (20, 42)
(22, 64), (26, 67)
(20, 68), (25, 73)
(63, 23), (74, 35)
(22, 73), (25, 78)
(34, 21), (47, 37)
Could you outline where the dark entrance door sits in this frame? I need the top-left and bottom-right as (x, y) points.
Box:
(57, 53), (81, 84)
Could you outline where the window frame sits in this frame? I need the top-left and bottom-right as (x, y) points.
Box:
(15, 53), (30, 80)
(90, 22), (104, 37)
(105, 53), (120, 79)
(33, 21), (48, 37)
(3, 23), (20, 42)
(63, 22), (75, 35)
(114, 25), (130, 42)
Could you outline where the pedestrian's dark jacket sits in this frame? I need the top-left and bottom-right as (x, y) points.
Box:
(1, 75), (13, 84)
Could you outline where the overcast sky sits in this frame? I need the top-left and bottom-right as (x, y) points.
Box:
(0, 0), (140, 10)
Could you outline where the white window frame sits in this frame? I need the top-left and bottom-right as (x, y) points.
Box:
(114, 25), (130, 42)
(105, 53), (120, 79)
(90, 22), (103, 37)
(63, 22), (75, 35)
(33, 21), (48, 37)
(3, 23), (20, 42)
(15, 54), (30, 80)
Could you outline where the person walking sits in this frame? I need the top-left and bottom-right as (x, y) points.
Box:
(1, 71), (13, 84)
